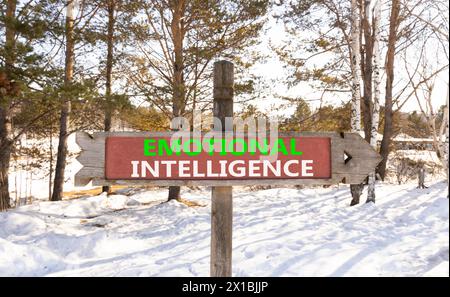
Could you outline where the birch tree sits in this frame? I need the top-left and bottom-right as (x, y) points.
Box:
(376, 0), (444, 180)
(275, 0), (382, 205)
(350, 0), (362, 134)
(349, 0), (364, 206)
(366, 0), (381, 203)
(403, 0), (449, 187)
(412, 76), (449, 186)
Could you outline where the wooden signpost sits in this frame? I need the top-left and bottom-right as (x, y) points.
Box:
(211, 60), (233, 277)
(74, 61), (381, 277)
(75, 131), (380, 187)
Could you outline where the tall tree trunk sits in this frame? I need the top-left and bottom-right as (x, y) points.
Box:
(103, 0), (116, 194)
(52, 0), (75, 201)
(444, 86), (449, 188)
(349, 0), (364, 206)
(434, 85), (449, 188)
(378, 0), (400, 180)
(168, 0), (186, 201)
(0, 130), (12, 211)
(48, 125), (53, 200)
(0, 0), (17, 211)
(361, 0), (373, 143)
(367, 0), (381, 204)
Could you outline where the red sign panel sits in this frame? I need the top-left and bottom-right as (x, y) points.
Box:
(105, 136), (331, 180)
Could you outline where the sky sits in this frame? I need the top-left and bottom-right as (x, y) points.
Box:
(248, 14), (449, 116)
(63, 1), (449, 117)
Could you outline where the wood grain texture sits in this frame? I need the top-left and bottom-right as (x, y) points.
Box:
(210, 186), (232, 277)
(74, 131), (381, 186)
(211, 60), (234, 277)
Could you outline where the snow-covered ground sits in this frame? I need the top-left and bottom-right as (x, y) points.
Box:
(0, 181), (448, 277)
(9, 133), (446, 203)
(9, 134), (87, 202)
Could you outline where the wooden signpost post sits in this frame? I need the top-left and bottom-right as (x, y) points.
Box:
(211, 60), (233, 277)
(75, 61), (381, 277)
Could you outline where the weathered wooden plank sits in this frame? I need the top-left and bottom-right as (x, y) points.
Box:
(211, 60), (234, 277)
(92, 178), (340, 187)
(74, 132), (105, 187)
(211, 186), (233, 277)
(74, 167), (104, 187)
(78, 131), (344, 138)
(213, 61), (234, 100)
(74, 130), (381, 186)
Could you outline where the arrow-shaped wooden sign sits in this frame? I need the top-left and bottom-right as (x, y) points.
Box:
(74, 61), (383, 279)
(74, 131), (381, 187)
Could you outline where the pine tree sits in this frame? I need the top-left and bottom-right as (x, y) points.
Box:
(274, 0), (352, 100)
(51, 0), (104, 201)
(1, 0), (63, 211)
(128, 0), (269, 200)
(101, 0), (116, 194)
(0, 0), (17, 210)
(52, 0), (75, 201)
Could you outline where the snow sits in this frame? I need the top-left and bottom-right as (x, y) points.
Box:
(9, 133), (92, 201)
(0, 181), (448, 276)
(357, 131), (437, 143)
(393, 149), (441, 163)
(9, 133), (445, 206)
(393, 133), (435, 143)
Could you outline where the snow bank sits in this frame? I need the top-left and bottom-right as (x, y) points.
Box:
(0, 182), (448, 276)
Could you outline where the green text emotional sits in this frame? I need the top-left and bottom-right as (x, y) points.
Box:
(143, 138), (304, 156)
